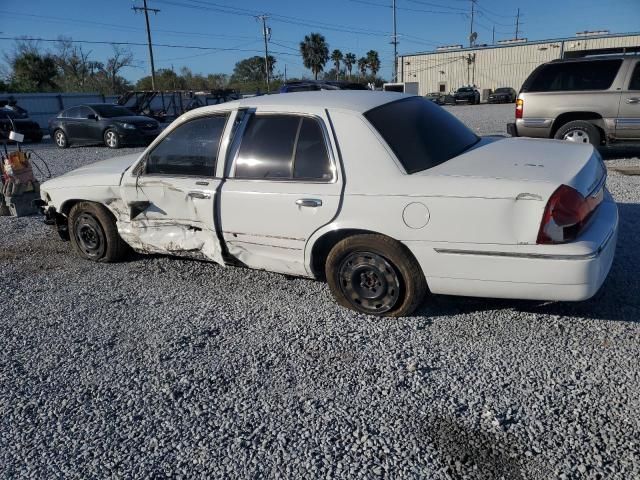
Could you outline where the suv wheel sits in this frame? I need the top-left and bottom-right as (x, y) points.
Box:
(554, 120), (601, 146)
(325, 234), (427, 317)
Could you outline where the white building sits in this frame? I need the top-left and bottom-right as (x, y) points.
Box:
(398, 31), (640, 99)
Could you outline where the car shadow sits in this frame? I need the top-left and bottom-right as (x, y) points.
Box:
(415, 202), (640, 323)
(599, 144), (640, 160)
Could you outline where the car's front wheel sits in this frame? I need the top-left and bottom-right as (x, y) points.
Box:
(54, 129), (69, 149)
(554, 120), (602, 146)
(325, 234), (427, 317)
(68, 202), (128, 262)
(104, 129), (121, 149)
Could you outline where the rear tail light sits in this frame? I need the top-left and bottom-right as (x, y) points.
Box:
(537, 184), (602, 244)
(515, 99), (524, 119)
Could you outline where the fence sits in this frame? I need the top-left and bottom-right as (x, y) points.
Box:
(0, 93), (120, 131)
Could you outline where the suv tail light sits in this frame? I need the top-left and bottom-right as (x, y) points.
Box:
(515, 99), (524, 119)
(537, 185), (602, 244)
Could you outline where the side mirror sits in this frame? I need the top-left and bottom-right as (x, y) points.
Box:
(87, 114), (98, 120)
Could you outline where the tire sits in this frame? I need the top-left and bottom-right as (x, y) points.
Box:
(104, 129), (120, 149)
(68, 201), (128, 262)
(54, 129), (69, 149)
(325, 234), (427, 317)
(554, 120), (601, 146)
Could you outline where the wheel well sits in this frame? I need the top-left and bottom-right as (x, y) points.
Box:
(551, 112), (605, 139)
(310, 228), (423, 281)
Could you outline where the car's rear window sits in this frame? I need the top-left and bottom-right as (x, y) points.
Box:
(364, 96), (479, 174)
(522, 59), (622, 92)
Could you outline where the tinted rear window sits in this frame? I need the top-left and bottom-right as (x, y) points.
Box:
(523, 59), (622, 92)
(364, 97), (479, 174)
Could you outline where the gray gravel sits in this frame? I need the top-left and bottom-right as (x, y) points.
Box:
(1, 104), (639, 479)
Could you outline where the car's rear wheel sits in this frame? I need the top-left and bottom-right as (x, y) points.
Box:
(554, 120), (602, 146)
(68, 202), (128, 262)
(325, 234), (427, 317)
(104, 129), (120, 149)
(54, 129), (69, 149)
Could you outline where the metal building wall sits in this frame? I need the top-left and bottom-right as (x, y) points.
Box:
(399, 33), (640, 97)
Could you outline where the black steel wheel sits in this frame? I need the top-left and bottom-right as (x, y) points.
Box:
(73, 212), (106, 259)
(338, 251), (401, 314)
(326, 234), (427, 317)
(68, 201), (129, 262)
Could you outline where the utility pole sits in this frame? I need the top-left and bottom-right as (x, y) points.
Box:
(132, 0), (160, 90)
(257, 15), (271, 93)
(284, 64), (287, 83)
(392, 0), (398, 82)
(492, 25), (495, 44)
(469, 0), (475, 47)
(515, 8), (520, 40)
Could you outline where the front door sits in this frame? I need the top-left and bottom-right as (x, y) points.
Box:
(220, 109), (342, 277)
(119, 113), (231, 264)
(616, 60), (640, 140)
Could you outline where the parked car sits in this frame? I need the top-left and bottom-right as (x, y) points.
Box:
(0, 105), (43, 143)
(425, 92), (446, 105)
(488, 87), (517, 103)
(453, 86), (481, 104)
(279, 80), (368, 93)
(37, 92), (618, 317)
(48, 104), (160, 149)
(508, 55), (640, 146)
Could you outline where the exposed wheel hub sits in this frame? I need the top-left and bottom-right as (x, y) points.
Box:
(74, 213), (105, 259)
(339, 251), (400, 313)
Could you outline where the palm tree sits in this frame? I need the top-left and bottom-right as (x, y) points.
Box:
(300, 33), (329, 80)
(366, 50), (381, 77)
(330, 49), (343, 80)
(344, 52), (356, 80)
(357, 57), (368, 78)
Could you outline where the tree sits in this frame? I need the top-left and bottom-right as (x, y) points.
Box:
(344, 53), (356, 80)
(357, 57), (368, 78)
(136, 68), (185, 90)
(11, 52), (58, 92)
(54, 38), (101, 92)
(330, 49), (343, 80)
(230, 56), (276, 83)
(102, 45), (134, 94)
(300, 33), (329, 80)
(366, 50), (381, 77)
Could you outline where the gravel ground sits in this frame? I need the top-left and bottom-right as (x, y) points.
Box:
(1, 104), (639, 479)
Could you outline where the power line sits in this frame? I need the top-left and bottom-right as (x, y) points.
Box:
(347, 0), (464, 15)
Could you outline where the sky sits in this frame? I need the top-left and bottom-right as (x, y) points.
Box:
(1, 0), (639, 83)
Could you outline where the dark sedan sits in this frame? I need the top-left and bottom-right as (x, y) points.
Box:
(48, 104), (160, 149)
(453, 87), (481, 105)
(488, 87), (517, 104)
(0, 106), (43, 143)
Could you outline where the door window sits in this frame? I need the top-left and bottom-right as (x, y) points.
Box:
(523, 59), (622, 92)
(65, 106), (81, 118)
(78, 106), (92, 119)
(234, 115), (332, 181)
(146, 115), (228, 176)
(629, 62), (640, 91)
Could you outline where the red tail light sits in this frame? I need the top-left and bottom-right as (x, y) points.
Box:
(537, 185), (602, 244)
(515, 99), (524, 119)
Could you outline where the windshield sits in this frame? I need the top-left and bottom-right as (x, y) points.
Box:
(495, 88), (510, 93)
(91, 105), (136, 118)
(364, 96), (479, 174)
(457, 88), (472, 92)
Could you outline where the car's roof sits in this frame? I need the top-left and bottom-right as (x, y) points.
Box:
(197, 91), (412, 114)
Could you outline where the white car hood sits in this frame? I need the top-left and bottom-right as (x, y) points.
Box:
(44, 153), (140, 189)
(424, 137), (605, 196)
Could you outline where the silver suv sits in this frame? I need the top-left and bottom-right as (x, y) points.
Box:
(507, 56), (640, 145)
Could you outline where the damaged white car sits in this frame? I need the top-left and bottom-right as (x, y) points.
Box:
(38, 92), (618, 316)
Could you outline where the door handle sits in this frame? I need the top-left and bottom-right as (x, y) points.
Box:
(296, 198), (322, 208)
(626, 97), (640, 104)
(187, 191), (211, 200)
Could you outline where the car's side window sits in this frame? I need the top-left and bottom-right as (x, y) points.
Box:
(629, 62), (640, 91)
(234, 114), (332, 181)
(65, 106), (80, 119)
(146, 114), (228, 177)
(78, 106), (92, 119)
(234, 115), (299, 179)
(293, 118), (332, 180)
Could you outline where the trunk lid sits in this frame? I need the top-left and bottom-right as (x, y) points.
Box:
(424, 137), (606, 197)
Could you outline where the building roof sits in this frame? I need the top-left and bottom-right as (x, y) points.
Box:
(204, 91), (410, 114)
(401, 31), (640, 57)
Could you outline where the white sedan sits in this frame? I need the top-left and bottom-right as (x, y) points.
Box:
(37, 92), (618, 316)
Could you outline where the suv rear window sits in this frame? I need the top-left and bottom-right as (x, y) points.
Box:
(364, 97), (479, 174)
(523, 59), (622, 92)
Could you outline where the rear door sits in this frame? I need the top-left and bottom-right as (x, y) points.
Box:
(119, 112), (232, 264)
(616, 59), (640, 140)
(220, 108), (342, 277)
(63, 106), (85, 141)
